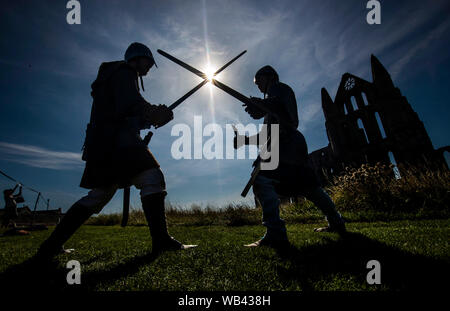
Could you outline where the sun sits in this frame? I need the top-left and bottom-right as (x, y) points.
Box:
(204, 64), (216, 82)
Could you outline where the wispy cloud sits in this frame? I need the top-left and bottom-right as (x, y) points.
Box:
(0, 142), (83, 170)
(390, 18), (450, 78)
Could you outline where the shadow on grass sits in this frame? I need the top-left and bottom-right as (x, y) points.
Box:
(80, 251), (160, 289)
(276, 232), (449, 291)
(1, 232), (448, 291)
(0, 251), (160, 291)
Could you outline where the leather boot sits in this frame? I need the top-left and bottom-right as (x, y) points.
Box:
(35, 202), (93, 261)
(141, 192), (196, 253)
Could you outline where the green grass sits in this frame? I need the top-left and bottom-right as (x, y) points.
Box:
(84, 203), (449, 227)
(0, 219), (449, 291)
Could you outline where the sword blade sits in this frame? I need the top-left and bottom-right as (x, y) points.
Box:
(213, 50), (247, 76)
(158, 49), (247, 81)
(211, 79), (297, 131)
(211, 79), (253, 106)
(160, 50), (247, 112)
(157, 49), (207, 79)
(168, 79), (209, 110)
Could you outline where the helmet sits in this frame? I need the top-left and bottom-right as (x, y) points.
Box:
(254, 65), (279, 84)
(124, 42), (157, 67)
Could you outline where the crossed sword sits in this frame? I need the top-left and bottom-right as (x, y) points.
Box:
(122, 49), (276, 226)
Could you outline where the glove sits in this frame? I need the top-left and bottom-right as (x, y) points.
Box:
(244, 97), (266, 119)
(143, 104), (174, 128)
(154, 105), (174, 128)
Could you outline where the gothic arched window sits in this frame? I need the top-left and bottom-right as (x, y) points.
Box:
(357, 118), (369, 144)
(388, 151), (401, 179)
(362, 92), (369, 106)
(350, 96), (358, 111)
(375, 112), (387, 139)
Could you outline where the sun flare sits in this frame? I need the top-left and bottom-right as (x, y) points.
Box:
(204, 65), (216, 82)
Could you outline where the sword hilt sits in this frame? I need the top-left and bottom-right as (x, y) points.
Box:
(143, 131), (154, 145)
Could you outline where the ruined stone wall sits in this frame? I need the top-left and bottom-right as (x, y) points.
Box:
(309, 55), (447, 184)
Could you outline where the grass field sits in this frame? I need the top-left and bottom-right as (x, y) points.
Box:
(0, 219), (448, 291)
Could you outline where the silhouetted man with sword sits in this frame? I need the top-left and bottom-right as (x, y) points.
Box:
(233, 66), (346, 248)
(35, 42), (197, 261)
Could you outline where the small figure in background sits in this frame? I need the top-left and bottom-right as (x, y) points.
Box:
(2, 184), (24, 229)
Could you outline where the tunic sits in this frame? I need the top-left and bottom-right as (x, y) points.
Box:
(80, 61), (159, 189)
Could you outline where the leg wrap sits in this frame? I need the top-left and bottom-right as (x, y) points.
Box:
(253, 175), (287, 240)
(141, 192), (182, 252)
(141, 192), (170, 240)
(37, 202), (94, 257)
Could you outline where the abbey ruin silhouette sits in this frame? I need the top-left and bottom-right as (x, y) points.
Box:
(308, 54), (448, 183)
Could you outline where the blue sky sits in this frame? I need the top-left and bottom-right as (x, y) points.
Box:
(0, 0), (449, 213)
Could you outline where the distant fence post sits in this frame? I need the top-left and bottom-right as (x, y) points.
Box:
(30, 192), (41, 226)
